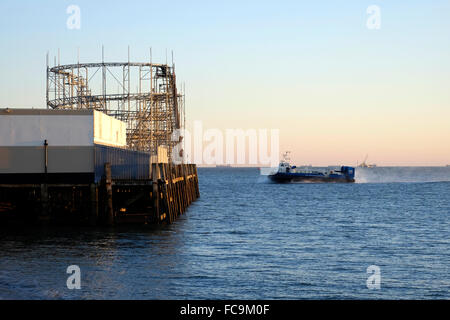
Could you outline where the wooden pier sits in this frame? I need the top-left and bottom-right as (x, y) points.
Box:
(0, 163), (199, 226)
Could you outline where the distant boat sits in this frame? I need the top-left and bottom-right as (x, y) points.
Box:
(358, 155), (377, 168)
(268, 152), (355, 183)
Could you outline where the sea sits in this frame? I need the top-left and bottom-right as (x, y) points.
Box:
(0, 167), (449, 299)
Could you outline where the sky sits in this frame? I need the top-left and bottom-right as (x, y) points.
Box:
(0, 0), (449, 166)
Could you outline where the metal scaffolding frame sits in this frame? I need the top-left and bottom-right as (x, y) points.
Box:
(46, 53), (185, 162)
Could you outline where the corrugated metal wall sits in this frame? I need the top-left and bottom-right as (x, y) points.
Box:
(94, 145), (151, 182)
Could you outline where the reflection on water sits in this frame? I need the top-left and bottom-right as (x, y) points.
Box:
(1, 167), (449, 299)
(0, 225), (190, 299)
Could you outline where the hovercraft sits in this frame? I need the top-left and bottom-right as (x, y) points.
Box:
(268, 152), (355, 183)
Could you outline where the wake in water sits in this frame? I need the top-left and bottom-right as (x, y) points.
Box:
(356, 167), (450, 183)
(259, 167), (278, 176)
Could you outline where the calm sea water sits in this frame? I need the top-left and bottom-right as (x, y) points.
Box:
(0, 167), (449, 299)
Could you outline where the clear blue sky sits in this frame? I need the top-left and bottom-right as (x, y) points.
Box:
(1, 0), (449, 165)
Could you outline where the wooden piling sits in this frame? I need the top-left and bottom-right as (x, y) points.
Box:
(105, 163), (114, 226)
(39, 183), (49, 223)
(159, 163), (172, 223)
(152, 163), (160, 222)
(89, 183), (98, 226)
(0, 163), (199, 226)
(194, 164), (200, 198)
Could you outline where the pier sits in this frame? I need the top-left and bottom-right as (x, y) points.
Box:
(0, 56), (199, 226)
(0, 163), (199, 226)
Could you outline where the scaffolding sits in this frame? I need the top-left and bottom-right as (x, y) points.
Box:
(46, 52), (185, 163)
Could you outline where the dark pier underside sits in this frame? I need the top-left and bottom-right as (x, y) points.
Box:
(0, 163), (199, 226)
